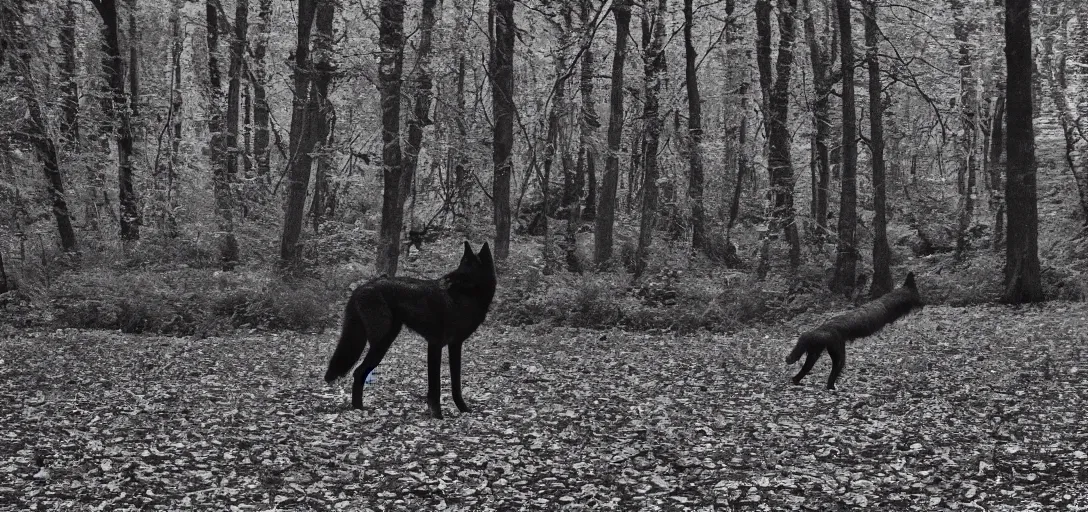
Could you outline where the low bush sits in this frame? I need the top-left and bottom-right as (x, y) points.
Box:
(47, 269), (338, 336)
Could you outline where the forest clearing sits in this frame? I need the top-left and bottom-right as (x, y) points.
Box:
(2, 304), (1087, 510)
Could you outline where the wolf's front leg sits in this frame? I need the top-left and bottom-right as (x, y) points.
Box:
(427, 343), (444, 419)
(791, 349), (822, 385)
(449, 340), (470, 413)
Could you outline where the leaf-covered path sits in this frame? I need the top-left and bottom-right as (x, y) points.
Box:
(2, 304), (1087, 511)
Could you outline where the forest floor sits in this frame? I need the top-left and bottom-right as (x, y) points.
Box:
(1, 303), (1087, 511)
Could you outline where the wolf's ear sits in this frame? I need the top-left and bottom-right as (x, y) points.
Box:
(903, 272), (916, 289)
(462, 241), (476, 261)
(478, 242), (493, 265)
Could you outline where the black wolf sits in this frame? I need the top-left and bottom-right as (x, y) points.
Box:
(787, 272), (923, 390)
(324, 241), (497, 418)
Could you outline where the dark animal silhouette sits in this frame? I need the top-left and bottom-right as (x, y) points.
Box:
(325, 241), (497, 418)
(787, 272), (923, 389)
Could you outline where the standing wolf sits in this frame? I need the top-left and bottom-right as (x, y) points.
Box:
(787, 272), (923, 390)
(324, 241), (497, 418)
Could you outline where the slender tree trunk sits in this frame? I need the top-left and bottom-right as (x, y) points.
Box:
(542, 54), (567, 275)
(2, 6), (78, 251)
(219, 0), (249, 268)
(449, 0), (471, 218)
(989, 94), (1006, 250)
(565, 0), (596, 272)
(683, 0), (707, 254)
(803, 0), (832, 236)
(454, 55), (468, 215)
(93, 0), (140, 241)
(952, 0), (978, 260)
(60, 0), (80, 145)
(206, 0), (231, 228)
(252, 0), (272, 185)
(580, 0), (598, 222)
(304, 0), (332, 233)
(279, 0), (319, 264)
(769, 0), (801, 269)
(626, 87), (643, 213)
(375, 0), (406, 275)
(594, 0), (630, 267)
(400, 0), (439, 228)
(865, 0), (892, 297)
(1003, 0), (1043, 303)
(127, 0), (139, 118)
(727, 88), (749, 240)
(492, 0), (516, 260)
(206, 0), (238, 267)
(1069, 4), (1088, 221)
(164, 0), (183, 236)
(724, 0), (748, 243)
(226, 0), (249, 189)
(755, 0), (773, 116)
(830, 0), (857, 294)
(633, 0), (667, 280)
(1045, 28), (1088, 221)
(243, 82), (253, 180)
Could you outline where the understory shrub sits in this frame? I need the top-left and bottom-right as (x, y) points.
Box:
(48, 269), (338, 335)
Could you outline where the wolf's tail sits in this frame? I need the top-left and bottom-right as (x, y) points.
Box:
(324, 302), (367, 383)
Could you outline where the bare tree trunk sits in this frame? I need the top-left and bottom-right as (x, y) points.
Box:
(492, 0), (516, 260)
(454, 55), (468, 216)
(989, 94), (1006, 250)
(221, 0), (249, 268)
(279, 0), (319, 264)
(865, 0), (892, 297)
(93, 0), (140, 241)
(542, 55), (566, 275)
(304, 0), (335, 235)
(755, 0), (773, 116)
(683, 0), (707, 255)
(164, 0), (183, 236)
(252, 0), (272, 185)
(633, 0), (667, 280)
(626, 86), (643, 213)
(2, 5), (78, 251)
(770, 0), (801, 269)
(565, 0), (596, 273)
(1045, 24), (1088, 222)
(727, 89), (749, 240)
(1003, 0), (1043, 303)
(580, 0), (598, 222)
(830, 0), (857, 295)
(449, 0), (471, 219)
(60, 0), (80, 145)
(206, 0), (238, 268)
(952, 0), (978, 260)
(400, 0), (439, 228)
(243, 82), (253, 180)
(594, 0), (630, 267)
(374, 0), (406, 275)
(724, 0), (748, 243)
(803, 0), (833, 236)
(127, 0), (139, 118)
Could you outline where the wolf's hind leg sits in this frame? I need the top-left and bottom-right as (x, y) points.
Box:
(448, 340), (470, 413)
(426, 343), (444, 419)
(792, 349), (822, 385)
(826, 343), (846, 390)
(351, 320), (401, 410)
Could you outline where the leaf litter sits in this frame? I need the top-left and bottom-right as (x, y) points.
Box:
(1, 304), (1086, 510)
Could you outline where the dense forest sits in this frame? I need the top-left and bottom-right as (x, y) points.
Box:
(2, 0), (1088, 324)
